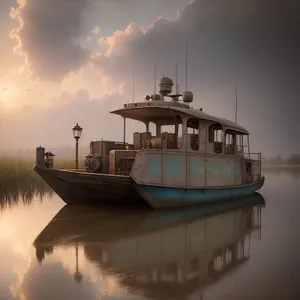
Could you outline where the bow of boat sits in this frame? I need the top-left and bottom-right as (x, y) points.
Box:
(34, 165), (144, 206)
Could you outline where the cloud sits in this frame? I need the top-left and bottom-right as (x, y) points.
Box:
(0, 89), (142, 151)
(92, 0), (299, 89)
(12, 261), (99, 300)
(10, 0), (93, 82)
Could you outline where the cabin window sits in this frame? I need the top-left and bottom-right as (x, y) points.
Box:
(187, 118), (199, 151)
(225, 131), (234, 155)
(161, 125), (175, 134)
(208, 124), (223, 154)
(236, 134), (244, 155)
(133, 122), (156, 150)
(214, 130), (223, 142)
(135, 115), (183, 150)
(243, 135), (250, 156)
(177, 124), (183, 148)
(160, 125), (178, 149)
(148, 122), (156, 136)
(208, 124), (223, 143)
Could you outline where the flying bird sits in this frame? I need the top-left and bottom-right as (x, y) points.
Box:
(39, 92), (44, 96)
(1, 88), (7, 92)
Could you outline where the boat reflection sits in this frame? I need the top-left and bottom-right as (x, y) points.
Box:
(34, 193), (265, 299)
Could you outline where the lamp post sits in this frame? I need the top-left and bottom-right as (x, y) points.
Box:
(72, 123), (83, 169)
(74, 243), (83, 283)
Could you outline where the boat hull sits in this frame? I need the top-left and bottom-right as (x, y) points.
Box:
(34, 166), (265, 209)
(136, 176), (265, 209)
(34, 166), (144, 207)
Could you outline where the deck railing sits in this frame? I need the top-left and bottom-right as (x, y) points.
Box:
(244, 152), (262, 177)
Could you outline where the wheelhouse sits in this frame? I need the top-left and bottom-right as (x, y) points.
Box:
(111, 101), (251, 158)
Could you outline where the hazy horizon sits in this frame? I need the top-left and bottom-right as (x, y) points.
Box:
(0, 0), (299, 158)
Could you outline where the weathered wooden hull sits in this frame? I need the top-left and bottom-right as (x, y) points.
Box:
(136, 176), (265, 209)
(34, 165), (265, 209)
(33, 166), (144, 207)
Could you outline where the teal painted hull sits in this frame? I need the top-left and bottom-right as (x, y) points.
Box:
(136, 176), (265, 209)
(138, 192), (265, 231)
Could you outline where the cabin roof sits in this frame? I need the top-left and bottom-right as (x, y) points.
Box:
(111, 101), (249, 134)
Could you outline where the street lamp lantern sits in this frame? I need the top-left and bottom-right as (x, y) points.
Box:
(72, 123), (83, 139)
(72, 123), (83, 169)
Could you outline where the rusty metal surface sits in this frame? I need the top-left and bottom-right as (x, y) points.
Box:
(109, 150), (138, 175)
(131, 150), (245, 188)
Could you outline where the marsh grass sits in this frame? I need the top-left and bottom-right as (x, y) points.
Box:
(0, 156), (84, 210)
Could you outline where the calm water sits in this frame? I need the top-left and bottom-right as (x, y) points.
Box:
(0, 170), (299, 300)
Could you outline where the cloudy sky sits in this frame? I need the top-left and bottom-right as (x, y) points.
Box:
(0, 0), (299, 157)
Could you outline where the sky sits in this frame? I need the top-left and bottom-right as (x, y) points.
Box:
(0, 0), (299, 158)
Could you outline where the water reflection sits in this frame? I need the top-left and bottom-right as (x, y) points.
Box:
(34, 193), (265, 299)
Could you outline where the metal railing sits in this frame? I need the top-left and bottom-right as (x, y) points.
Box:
(244, 152), (262, 178)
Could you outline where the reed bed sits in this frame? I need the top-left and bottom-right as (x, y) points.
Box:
(0, 156), (84, 210)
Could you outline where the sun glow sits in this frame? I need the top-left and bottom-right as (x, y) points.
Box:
(0, 83), (20, 107)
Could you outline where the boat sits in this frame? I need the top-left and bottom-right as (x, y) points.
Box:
(33, 193), (265, 297)
(34, 76), (265, 208)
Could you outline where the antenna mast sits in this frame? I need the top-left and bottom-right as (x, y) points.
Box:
(235, 71), (238, 123)
(185, 40), (188, 91)
(132, 67), (135, 103)
(154, 62), (157, 95)
(175, 62), (179, 94)
(235, 0), (244, 124)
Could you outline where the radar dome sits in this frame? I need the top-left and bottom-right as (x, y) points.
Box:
(159, 77), (173, 96)
(183, 91), (193, 103)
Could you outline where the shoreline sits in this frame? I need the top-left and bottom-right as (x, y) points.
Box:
(262, 165), (300, 170)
